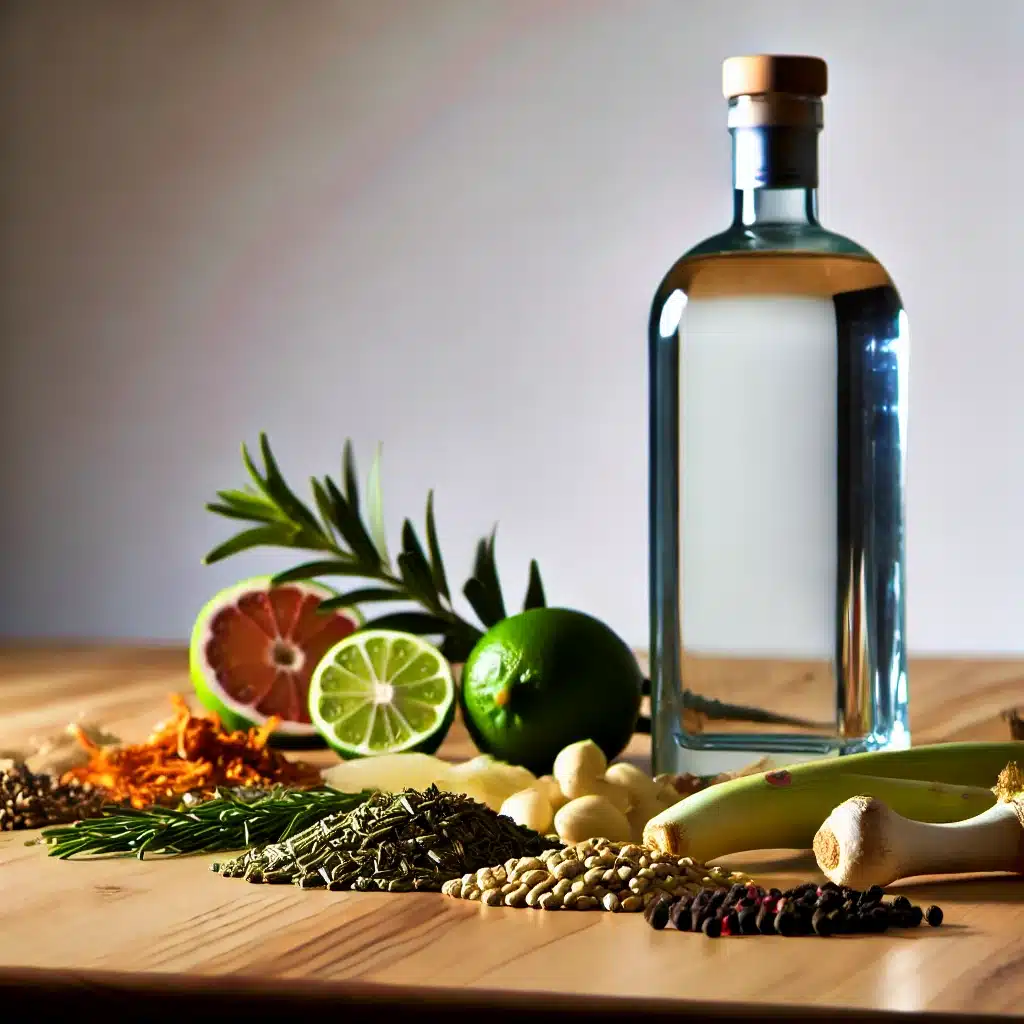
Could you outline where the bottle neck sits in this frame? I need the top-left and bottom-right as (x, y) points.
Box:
(728, 94), (822, 230)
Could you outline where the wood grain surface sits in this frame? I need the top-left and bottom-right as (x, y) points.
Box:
(1, 646), (1023, 1018)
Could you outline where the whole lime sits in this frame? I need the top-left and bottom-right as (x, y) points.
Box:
(459, 608), (643, 775)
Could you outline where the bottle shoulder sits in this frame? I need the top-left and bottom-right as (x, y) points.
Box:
(681, 222), (877, 261)
(650, 224), (903, 331)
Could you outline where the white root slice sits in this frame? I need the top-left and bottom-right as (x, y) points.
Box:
(813, 794), (1024, 890)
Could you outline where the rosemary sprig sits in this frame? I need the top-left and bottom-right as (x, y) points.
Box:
(204, 434), (546, 662)
(38, 786), (372, 860)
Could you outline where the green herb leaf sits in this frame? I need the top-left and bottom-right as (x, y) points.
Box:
(463, 577), (503, 629)
(271, 559), (367, 584)
(310, 478), (338, 544)
(366, 444), (391, 569)
(424, 490), (450, 601)
(471, 529), (507, 622)
(204, 525), (299, 565)
(439, 625), (484, 663)
(343, 440), (360, 518)
(523, 559), (547, 610)
(324, 477), (380, 566)
(215, 489), (283, 522)
(241, 441), (272, 497)
(205, 502), (273, 524)
(319, 586), (405, 607)
(397, 520), (438, 608)
(257, 434), (322, 535)
(357, 610), (452, 635)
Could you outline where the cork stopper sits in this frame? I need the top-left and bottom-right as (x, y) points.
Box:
(723, 55), (828, 99)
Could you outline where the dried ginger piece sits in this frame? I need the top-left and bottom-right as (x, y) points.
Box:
(61, 694), (322, 808)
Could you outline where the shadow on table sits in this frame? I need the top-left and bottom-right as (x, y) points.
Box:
(0, 967), (1015, 1023)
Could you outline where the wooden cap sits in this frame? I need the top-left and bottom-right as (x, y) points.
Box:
(723, 55), (827, 99)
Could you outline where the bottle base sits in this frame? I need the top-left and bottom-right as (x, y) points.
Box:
(656, 725), (911, 778)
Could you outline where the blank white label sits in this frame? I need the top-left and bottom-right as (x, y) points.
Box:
(680, 295), (837, 658)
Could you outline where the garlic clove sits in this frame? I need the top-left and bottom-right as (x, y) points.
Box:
(500, 787), (555, 835)
(554, 794), (632, 845)
(532, 774), (567, 812)
(604, 761), (660, 808)
(558, 773), (630, 813)
(553, 739), (607, 798)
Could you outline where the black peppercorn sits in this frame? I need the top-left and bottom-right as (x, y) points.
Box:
(757, 905), (776, 935)
(644, 895), (673, 930)
(926, 905), (944, 927)
(774, 909), (798, 936)
(891, 894), (911, 911)
(738, 907), (759, 935)
(669, 900), (692, 931)
(702, 916), (722, 938)
(816, 892), (842, 913)
(811, 909), (834, 937)
(863, 885), (884, 903)
(868, 907), (890, 932)
(841, 912), (861, 934)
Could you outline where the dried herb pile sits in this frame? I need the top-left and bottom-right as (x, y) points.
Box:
(213, 784), (561, 891)
(61, 695), (322, 809)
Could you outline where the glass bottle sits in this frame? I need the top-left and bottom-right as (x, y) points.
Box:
(649, 55), (909, 776)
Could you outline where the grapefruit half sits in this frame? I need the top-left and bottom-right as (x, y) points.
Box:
(189, 576), (361, 740)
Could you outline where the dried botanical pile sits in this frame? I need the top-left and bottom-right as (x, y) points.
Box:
(213, 784), (561, 891)
(60, 694), (322, 808)
(643, 882), (945, 938)
(441, 837), (749, 911)
(0, 762), (106, 831)
(0, 718), (122, 778)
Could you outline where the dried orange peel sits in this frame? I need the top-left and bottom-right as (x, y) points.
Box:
(61, 694), (322, 808)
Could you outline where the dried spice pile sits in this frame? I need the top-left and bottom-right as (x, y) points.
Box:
(0, 762), (106, 831)
(441, 837), (750, 911)
(60, 695), (322, 809)
(213, 785), (561, 891)
(643, 881), (946, 938)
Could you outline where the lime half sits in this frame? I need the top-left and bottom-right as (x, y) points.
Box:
(309, 630), (456, 758)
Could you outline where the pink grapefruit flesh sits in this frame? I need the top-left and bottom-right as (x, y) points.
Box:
(191, 578), (359, 735)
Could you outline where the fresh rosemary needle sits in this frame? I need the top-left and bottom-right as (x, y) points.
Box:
(38, 786), (372, 860)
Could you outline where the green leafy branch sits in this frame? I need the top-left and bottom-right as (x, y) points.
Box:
(203, 434), (547, 662)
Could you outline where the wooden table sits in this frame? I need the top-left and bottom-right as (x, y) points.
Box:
(1, 647), (1022, 1021)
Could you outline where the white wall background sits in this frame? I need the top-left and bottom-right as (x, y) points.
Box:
(1, 0), (1022, 652)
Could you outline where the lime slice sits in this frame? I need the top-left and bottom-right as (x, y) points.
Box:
(309, 629), (456, 757)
